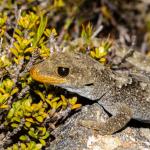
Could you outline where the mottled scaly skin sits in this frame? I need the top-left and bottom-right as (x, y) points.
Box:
(30, 51), (150, 135)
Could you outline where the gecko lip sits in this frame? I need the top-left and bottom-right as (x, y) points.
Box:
(30, 66), (67, 84)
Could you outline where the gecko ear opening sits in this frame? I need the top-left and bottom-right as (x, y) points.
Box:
(57, 67), (70, 77)
(84, 83), (94, 86)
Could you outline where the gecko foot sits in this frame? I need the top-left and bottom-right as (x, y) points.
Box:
(79, 103), (133, 135)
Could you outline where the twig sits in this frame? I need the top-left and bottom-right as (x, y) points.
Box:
(91, 25), (103, 39)
(0, 118), (25, 148)
(112, 35), (136, 69)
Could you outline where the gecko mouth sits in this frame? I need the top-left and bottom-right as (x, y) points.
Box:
(30, 66), (67, 85)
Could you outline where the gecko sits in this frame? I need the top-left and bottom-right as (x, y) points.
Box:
(30, 51), (150, 135)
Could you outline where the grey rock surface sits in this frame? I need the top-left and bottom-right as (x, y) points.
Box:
(47, 103), (150, 150)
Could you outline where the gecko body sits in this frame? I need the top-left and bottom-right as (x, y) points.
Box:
(30, 51), (150, 135)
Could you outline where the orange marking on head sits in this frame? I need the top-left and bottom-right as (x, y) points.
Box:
(30, 66), (66, 84)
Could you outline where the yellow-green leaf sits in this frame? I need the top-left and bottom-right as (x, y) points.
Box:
(11, 123), (19, 128)
(33, 15), (47, 47)
(34, 90), (45, 101)
(41, 131), (50, 139)
(7, 108), (15, 119)
(36, 116), (44, 123)
(39, 139), (46, 146)
(20, 143), (26, 149)
(0, 93), (10, 103)
(10, 87), (19, 96)
(69, 97), (77, 105)
(19, 135), (28, 141)
(0, 88), (5, 94)
(25, 121), (31, 127)
(12, 144), (19, 150)
(10, 47), (18, 57)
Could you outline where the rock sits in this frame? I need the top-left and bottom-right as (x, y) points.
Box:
(46, 103), (150, 150)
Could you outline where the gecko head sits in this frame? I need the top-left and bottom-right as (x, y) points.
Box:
(30, 51), (105, 99)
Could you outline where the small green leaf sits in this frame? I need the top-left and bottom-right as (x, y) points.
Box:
(19, 135), (28, 141)
(35, 144), (42, 149)
(12, 144), (19, 150)
(39, 139), (46, 146)
(10, 87), (19, 96)
(69, 97), (77, 105)
(33, 15), (47, 47)
(34, 90), (45, 101)
(38, 126), (46, 135)
(56, 101), (62, 109)
(7, 108), (15, 119)
(0, 93), (9, 103)
(20, 143), (26, 149)
(41, 131), (50, 139)
(0, 87), (6, 94)
(11, 117), (21, 122)
(36, 116), (44, 123)
(11, 123), (19, 128)
(25, 121), (31, 127)
(15, 28), (23, 36)
(51, 102), (57, 109)
(28, 129), (37, 138)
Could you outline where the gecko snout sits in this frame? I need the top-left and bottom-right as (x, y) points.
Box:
(30, 65), (67, 85)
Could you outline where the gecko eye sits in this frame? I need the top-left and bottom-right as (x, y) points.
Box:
(57, 67), (69, 77)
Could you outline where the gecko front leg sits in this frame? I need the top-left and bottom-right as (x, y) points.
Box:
(79, 103), (133, 135)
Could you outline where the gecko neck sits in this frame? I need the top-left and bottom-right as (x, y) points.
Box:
(90, 68), (115, 100)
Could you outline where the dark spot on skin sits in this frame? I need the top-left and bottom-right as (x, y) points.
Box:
(57, 67), (70, 77)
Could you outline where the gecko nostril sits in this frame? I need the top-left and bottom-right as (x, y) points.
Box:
(57, 67), (69, 77)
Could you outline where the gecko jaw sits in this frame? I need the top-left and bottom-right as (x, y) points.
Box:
(30, 66), (67, 85)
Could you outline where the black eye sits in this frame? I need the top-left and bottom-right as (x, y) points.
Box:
(57, 67), (69, 77)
